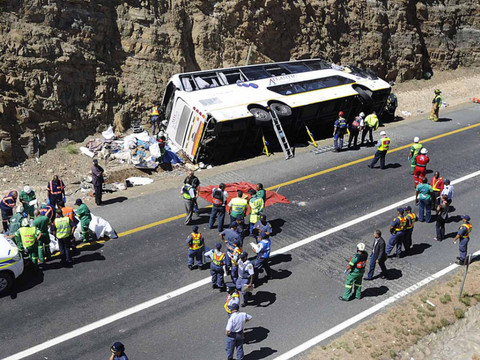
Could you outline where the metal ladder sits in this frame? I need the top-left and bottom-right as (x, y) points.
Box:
(270, 110), (294, 160)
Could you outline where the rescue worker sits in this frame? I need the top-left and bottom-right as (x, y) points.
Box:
(39, 203), (55, 225)
(19, 185), (36, 218)
(220, 223), (240, 275)
(339, 243), (368, 301)
(368, 131), (390, 169)
(46, 175), (65, 211)
(386, 208), (406, 258)
(333, 111), (348, 152)
(230, 215), (247, 243)
(414, 148), (429, 188)
(224, 282), (240, 318)
(251, 232), (272, 285)
(228, 190), (248, 224)
(248, 189), (264, 233)
(384, 93), (398, 121)
(0, 190), (18, 233)
(415, 177), (433, 222)
(408, 137), (423, 175)
(91, 159), (104, 206)
(184, 170), (200, 216)
(186, 225), (204, 270)
(236, 251), (254, 307)
(75, 199), (92, 243)
(453, 215), (472, 265)
(430, 171), (444, 210)
(13, 218), (42, 267)
(33, 209), (51, 262)
(429, 89), (442, 121)
(252, 215), (272, 240)
(229, 239), (243, 284)
(150, 102), (162, 135)
(209, 183), (228, 232)
(206, 242), (226, 291)
(348, 112), (363, 148)
(181, 182), (196, 225)
(225, 303), (252, 360)
(53, 208), (76, 267)
(8, 205), (25, 236)
(256, 183), (266, 204)
(58, 200), (75, 222)
(361, 111), (379, 145)
(404, 206), (417, 255)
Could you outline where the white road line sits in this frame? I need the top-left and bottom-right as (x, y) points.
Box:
(4, 170), (480, 360)
(274, 251), (480, 360)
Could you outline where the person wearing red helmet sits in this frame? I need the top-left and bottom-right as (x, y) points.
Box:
(333, 111), (348, 152)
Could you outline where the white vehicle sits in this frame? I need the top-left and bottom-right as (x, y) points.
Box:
(0, 234), (24, 295)
(161, 59), (391, 164)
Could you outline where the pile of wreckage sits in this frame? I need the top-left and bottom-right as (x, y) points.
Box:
(80, 126), (184, 170)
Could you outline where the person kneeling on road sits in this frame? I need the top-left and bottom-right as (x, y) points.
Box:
(339, 243), (368, 301)
(186, 225), (204, 270)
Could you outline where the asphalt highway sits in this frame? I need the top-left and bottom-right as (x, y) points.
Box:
(1, 104), (479, 360)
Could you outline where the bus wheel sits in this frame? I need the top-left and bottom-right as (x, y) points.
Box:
(270, 102), (292, 117)
(249, 107), (271, 126)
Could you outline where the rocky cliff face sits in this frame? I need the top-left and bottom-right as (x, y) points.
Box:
(0, 0), (479, 164)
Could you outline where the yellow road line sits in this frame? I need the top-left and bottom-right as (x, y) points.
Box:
(79, 121), (480, 243)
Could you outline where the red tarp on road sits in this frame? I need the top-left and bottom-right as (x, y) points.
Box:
(198, 182), (289, 212)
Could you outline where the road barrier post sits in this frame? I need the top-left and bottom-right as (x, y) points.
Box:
(458, 253), (472, 299)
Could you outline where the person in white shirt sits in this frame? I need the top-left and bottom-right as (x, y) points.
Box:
(225, 303), (252, 360)
(441, 179), (454, 205)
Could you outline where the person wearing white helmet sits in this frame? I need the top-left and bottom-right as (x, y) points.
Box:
(413, 147), (429, 188)
(19, 185), (37, 218)
(368, 130), (390, 169)
(348, 112), (364, 148)
(408, 137), (423, 175)
(7, 205), (26, 236)
(339, 243), (368, 301)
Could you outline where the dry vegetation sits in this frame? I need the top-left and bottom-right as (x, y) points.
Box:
(306, 262), (480, 360)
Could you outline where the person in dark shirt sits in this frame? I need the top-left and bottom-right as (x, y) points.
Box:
(109, 342), (128, 360)
(92, 159), (104, 206)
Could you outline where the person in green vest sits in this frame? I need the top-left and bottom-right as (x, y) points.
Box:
(339, 243), (368, 301)
(8, 205), (26, 236)
(33, 209), (51, 262)
(13, 218), (42, 267)
(74, 199), (92, 243)
(429, 89), (442, 121)
(53, 208), (76, 267)
(19, 185), (36, 218)
(228, 190), (248, 223)
(247, 189), (264, 234)
(256, 183), (266, 204)
(408, 137), (423, 175)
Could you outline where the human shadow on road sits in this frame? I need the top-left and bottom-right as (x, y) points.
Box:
(245, 347), (278, 360)
(269, 253), (292, 266)
(73, 252), (106, 265)
(437, 118), (452, 122)
(444, 231), (458, 240)
(244, 326), (270, 345)
(362, 285), (389, 298)
(406, 243), (431, 257)
(101, 196), (128, 205)
(255, 268), (292, 287)
(385, 268), (402, 280)
(254, 291), (276, 308)
(2, 266), (44, 299)
(426, 169), (433, 175)
(446, 215), (462, 224)
(269, 218), (286, 236)
(383, 163), (402, 169)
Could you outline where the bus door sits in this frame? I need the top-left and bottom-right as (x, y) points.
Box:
(184, 113), (205, 162)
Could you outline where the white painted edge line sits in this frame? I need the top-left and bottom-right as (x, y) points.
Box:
(4, 169), (480, 360)
(274, 250), (480, 360)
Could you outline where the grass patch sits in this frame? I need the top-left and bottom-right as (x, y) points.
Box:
(454, 307), (465, 319)
(440, 294), (452, 304)
(460, 296), (472, 306)
(66, 144), (78, 154)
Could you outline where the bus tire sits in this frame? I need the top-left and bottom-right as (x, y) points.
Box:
(249, 107), (271, 126)
(270, 102), (292, 117)
(0, 271), (13, 296)
(354, 87), (373, 105)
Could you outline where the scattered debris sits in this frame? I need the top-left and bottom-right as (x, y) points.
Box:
(401, 110), (412, 117)
(126, 177), (154, 186)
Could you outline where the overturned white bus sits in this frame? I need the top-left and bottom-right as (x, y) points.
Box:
(161, 59), (391, 164)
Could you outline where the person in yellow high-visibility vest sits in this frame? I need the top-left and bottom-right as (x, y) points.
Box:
(361, 111), (379, 145)
(368, 131), (390, 169)
(228, 190), (248, 223)
(13, 218), (42, 267)
(186, 226), (204, 270)
(429, 89), (442, 121)
(150, 103), (163, 135)
(247, 189), (264, 234)
(53, 209), (76, 267)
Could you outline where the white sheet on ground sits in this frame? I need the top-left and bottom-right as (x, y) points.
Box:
(102, 126), (117, 140)
(80, 146), (95, 158)
(126, 177), (154, 186)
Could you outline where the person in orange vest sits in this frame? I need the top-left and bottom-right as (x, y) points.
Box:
(0, 190), (18, 232)
(150, 103), (163, 135)
(430, 171), (444, 209)
(386, 208), (407, 258)
(229, 239), (243, 284)
(224, 282), (240, 318)
(186, 226), (204, 270)
(413, 148), (429, 188)
(46, 175), (65, 210)
(453, 215), (472, 265)
(58, 200), (75, 223)
(206, 242), (226, 291)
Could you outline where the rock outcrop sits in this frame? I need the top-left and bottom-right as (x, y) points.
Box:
(0, 0), (479, 164)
